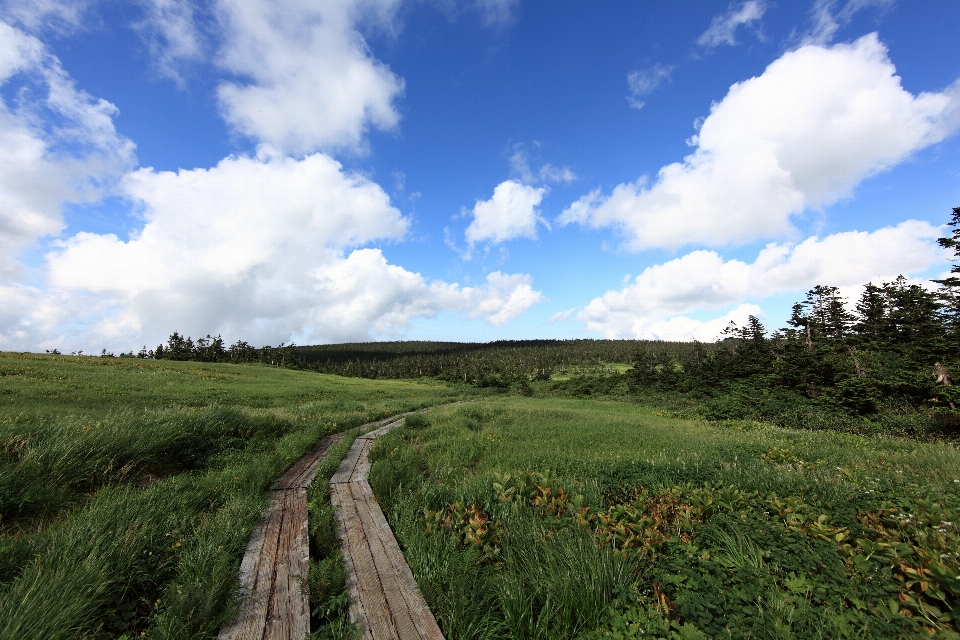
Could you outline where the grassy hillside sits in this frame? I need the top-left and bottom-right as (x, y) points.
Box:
(369, 398), (960, 639)
(0, 352), (464, 639)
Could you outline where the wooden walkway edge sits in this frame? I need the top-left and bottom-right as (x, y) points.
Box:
(330, 417), (445, 640)
(219, 408), (451, 640)
(218, 434), (344, 640)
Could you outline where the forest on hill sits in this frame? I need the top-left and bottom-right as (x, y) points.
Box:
(127, 208), (960, 438)
(120, 336), (663, 383)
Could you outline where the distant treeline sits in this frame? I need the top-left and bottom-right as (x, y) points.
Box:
(632, 277), (959, 416)
(293, 339), (652, 384)
(623, 208), (960, 432)
(114, 208), (960, 434)
(125, 335), (661, 385)
(120, 332), (303, 368)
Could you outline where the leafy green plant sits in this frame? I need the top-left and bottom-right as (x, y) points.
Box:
(372, 396), (960, 639)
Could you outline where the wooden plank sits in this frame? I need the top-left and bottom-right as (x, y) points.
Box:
(220, 493), (285, 640)
(330, 485), (367, 634)
(219, 504), (272, 640)
(353, 481), (443, 639)
(360, 419), (403, 441)
(262, 489), (310, 639)
(349, 439), (374, 485)
(273, 434), (343, 490)
(333, 483), (396, 639)
(332, 418), (446, 640)
(330, 437), (364, 485)
(271, 442), (323, 490)
(349, 483), (422, 639)
(223, 408), (452, 640)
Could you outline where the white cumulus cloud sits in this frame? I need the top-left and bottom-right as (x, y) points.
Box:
(453, 271), (546, 327)
(214, 0), (404, 155)
(642, 305), (764, 343)
(561, 34), (960, 252)
(465, 180), (548, 245)
(42, 153), (543, 348)
(0, 2), (548, 352)
(0, 22), (136, 278)
(575, 221), (944, 340)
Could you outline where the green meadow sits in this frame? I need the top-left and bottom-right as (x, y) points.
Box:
(0, 352), (462, 639)
(369, 398), (960, 639)
(4, 351), (960, 639)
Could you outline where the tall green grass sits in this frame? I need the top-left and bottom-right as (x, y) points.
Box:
(0, 352), (466, 638)
(307, 430), (360, 639)
(370, 398), (960, 639)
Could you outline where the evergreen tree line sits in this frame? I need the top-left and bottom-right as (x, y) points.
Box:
(631, 208), (960, 432)
(122, 332), (302, 367)
(113, 207), (960, 437)
(123, 334), (660, 382)
(294, 339), (650, 383)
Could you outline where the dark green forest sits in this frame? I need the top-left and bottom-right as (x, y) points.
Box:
(127, 208), (960, 439)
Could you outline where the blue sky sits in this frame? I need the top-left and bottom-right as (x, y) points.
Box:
(1, 0), (959, 352)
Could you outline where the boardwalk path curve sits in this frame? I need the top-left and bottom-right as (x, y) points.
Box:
(219, 411), (445, 640)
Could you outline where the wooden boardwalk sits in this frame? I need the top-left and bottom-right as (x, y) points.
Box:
(219, 434), (344, 640)
(330, 417), (445, 640)
(219, 410), (447, 640)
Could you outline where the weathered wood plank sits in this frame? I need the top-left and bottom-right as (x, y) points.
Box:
(221, 434), (336, 640)
(330, 437), (365, 486)
(332, 417), (445, 640)
(359, 418), (403, 441)
(353, 481), (443, 639)
(218, 504), (272, 640)
(329, 484), (367, 633)
(220, 492), (284, 640)
(262, 489), (310, 639)
(334, 484), (396, 639)
(273, 434), (343, 490)
(349, 484), (421, 638)
(350, 439), (374, 485)
(223, 407), (453, 640)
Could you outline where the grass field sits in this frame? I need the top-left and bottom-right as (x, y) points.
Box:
(5, 351), (959, 639)
(368, 398), (960, 639)
(0, 352), (465, 639)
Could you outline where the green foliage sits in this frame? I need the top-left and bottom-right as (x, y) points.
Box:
(0, 406), (289, 520)
(369, 429), (430, 515)
(0, 353), (463, 638)
(292, 339), (647, 383)
(306, 433), (359, 637)
(370, 397), (960, 639)
(627, 272), (960, 437)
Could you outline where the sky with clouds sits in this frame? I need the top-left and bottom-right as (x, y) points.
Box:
(1, 0), (959, 352)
